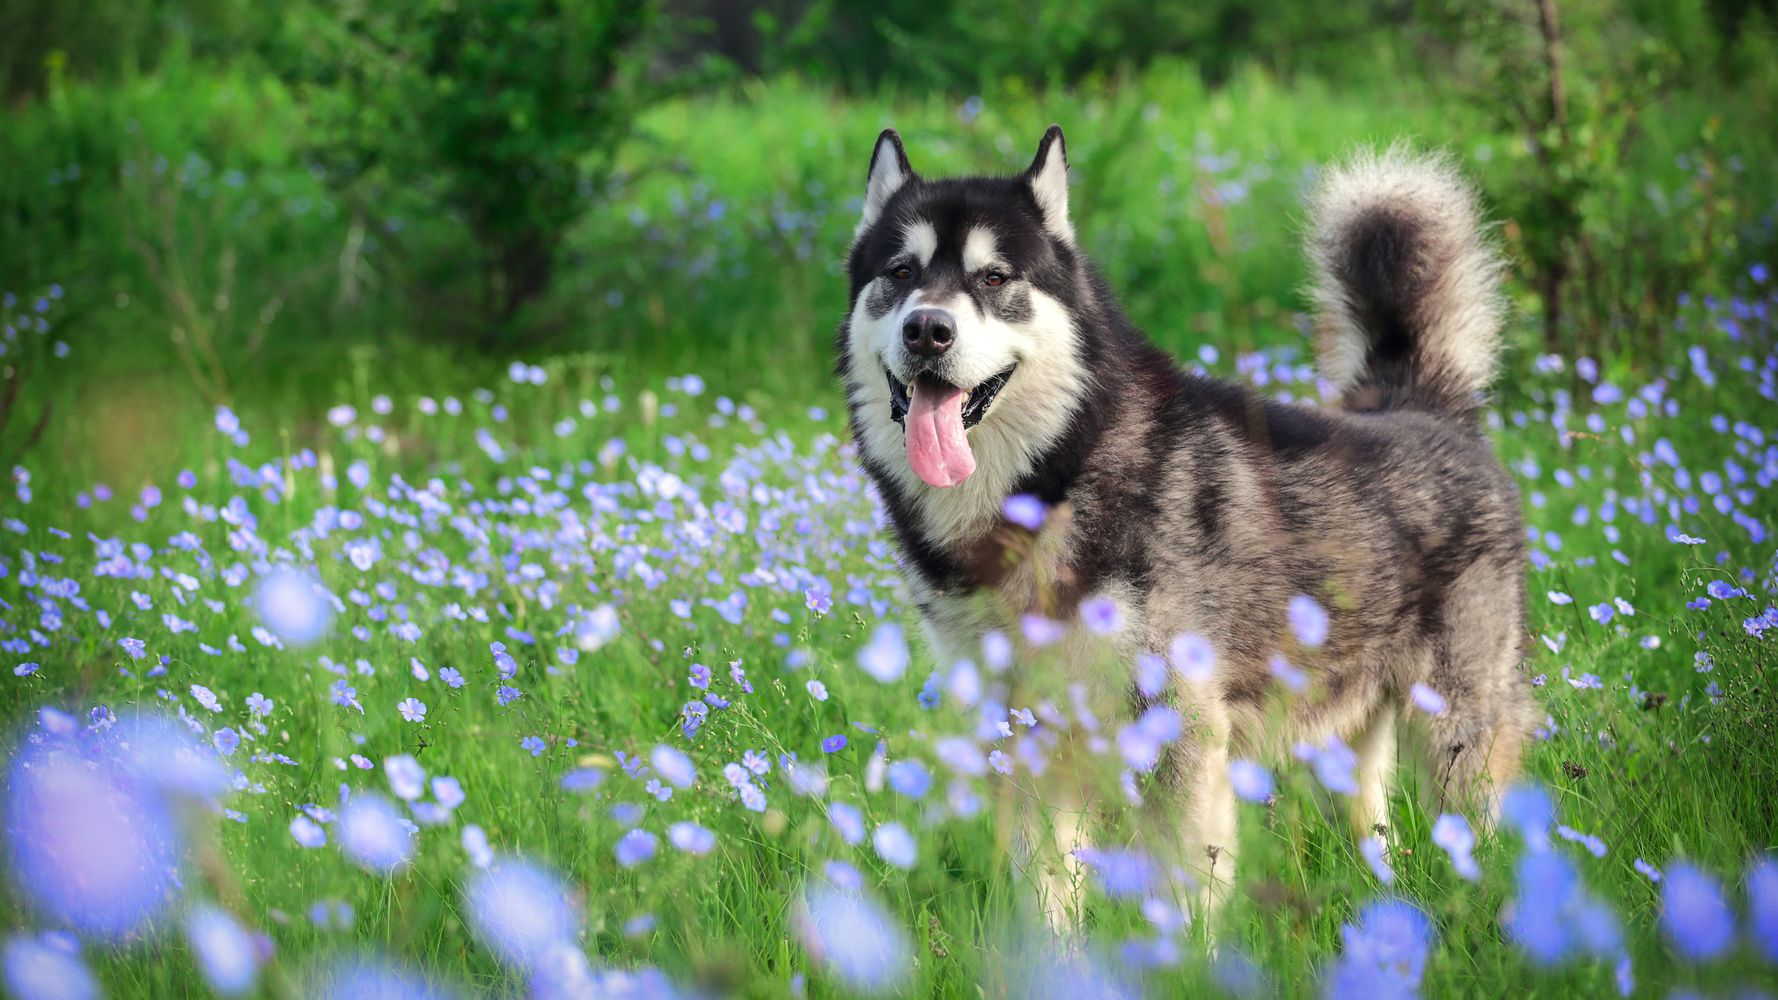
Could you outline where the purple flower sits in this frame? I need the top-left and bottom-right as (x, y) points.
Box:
(688, 663), (711, 690)
(1409, 683), (1447, 716)
(519, 736), (546, 757)
(384, 755), (425, 801)
(669, 822), (716, 856)
(806, 679), (829, 702)
(829, 802), (866, 845)
(885, 760), (931, 799)
(439, 667), (465, 689)
(1324, 898), (1433, 998)
(650, 745), (696, 788)
(1079, 596), (1122, 635)
(1287, 594), (1328, 647)
(1020, 614), (1066, 647)
(858, 623), (908, 682)
(4, 743), (179, 940)
(615, 829), (657, 868)
(465, 858), (581, 970)
(1662, 863), (1734, 961)
(338, 793), (414, 872)
(256, 567), (331, 646)
(794, 884), (911, 994)
(397, 698), (427, 723)
(1360, 835), (1395, 885)
(1431, 813), (1479, 880)
(290, 815), (327, 848)
(804, 584), (834, 615)
(4, 933), (100, 1000)
(212, 727), (241, 757)
(1169, 632), (1216, 683)
(1228, 759), (1272, 803)
(872, 822), (917, 868)
(185, 905), (261, 996)
(1003, 494), (1046, 530)
(1749, 856), (1778, 963)
(821, 734), (848, 753)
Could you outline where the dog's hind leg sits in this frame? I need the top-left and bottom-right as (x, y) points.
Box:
(1011, 787), (1093, 934)
(1414, 565), (1535, 823)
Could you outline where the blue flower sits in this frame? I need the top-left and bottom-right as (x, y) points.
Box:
(822, 734), (848, 753)
(1749, 856), (1778, 963)
(290, 815), (327, 848)
(615, 829), (657, 868)
(519, 736), (546, 757)
(794, 884), (910, 994)
(465, 858), (582, 971)
(4, 742), (180, 940)
(213, 727), (241, 757)
(650, 745), (696, 788)
(1661, 862), (1734, 961)
(872, 822), (917, 868)
(338, 793), (414, 873)
(829, 802), (866, 845)
(3, 933), (99, 1000)
(1324, 898), (1433, 999)
(1228, 759), (1273, 803)
(1288, 594), (1329, 647)
(1002, 494), (1046, 531)
(858, 624), (908, 682)
(185, 905), (261, 996)
(669, 822), (716, 856)
(886, 760), (931, 799)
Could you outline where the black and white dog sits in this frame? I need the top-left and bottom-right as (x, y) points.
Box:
(837, 126), (1534, 919)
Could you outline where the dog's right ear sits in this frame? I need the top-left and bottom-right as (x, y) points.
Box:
(857, 128), (914, 236)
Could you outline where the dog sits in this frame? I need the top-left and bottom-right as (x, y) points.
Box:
(836, 125), (1535, 923)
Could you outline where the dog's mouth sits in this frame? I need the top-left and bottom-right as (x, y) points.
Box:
(885, 366), (1015, 489)
(886, 367), (1015, 430)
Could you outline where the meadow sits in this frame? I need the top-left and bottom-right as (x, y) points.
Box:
(4, 61), (1778, 1000)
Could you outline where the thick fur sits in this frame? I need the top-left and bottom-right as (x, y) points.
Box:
(837, 128), (1536, 917)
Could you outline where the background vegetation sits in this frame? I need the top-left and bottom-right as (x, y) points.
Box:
(1, 2), (1776, 997)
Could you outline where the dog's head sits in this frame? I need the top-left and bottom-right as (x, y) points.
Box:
(840, 126), (1087, 492)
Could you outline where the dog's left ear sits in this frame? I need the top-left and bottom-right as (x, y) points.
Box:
(1023, 125), (1074, 244)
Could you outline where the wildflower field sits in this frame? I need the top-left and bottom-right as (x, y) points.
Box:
(4, 257), (1776, 998)
(4, 30), (1778, 997)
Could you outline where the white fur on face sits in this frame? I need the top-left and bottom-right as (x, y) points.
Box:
(844, 282), (1088, 547)
(1028, 141), (1074, 245)
(902, 220), (939, 267)
(962, 226), (1000, 274)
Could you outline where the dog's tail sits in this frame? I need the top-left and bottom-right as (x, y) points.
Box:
(1305, 146), (1507, 416)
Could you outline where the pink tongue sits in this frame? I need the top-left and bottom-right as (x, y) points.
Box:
(905, 380), (975, 488)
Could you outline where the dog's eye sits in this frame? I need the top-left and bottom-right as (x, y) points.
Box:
(983, 271), (1007, 287)
(890, 265), (913, 280)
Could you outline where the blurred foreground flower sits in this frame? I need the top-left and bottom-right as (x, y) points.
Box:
(794, 883), (910, 995)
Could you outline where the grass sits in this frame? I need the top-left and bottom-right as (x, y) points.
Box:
(2, 264), (1775, 997)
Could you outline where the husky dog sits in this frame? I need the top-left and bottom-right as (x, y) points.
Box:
(836, 126), (1534, 918)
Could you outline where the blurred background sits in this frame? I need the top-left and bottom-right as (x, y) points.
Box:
(3, 0), (1775, 488)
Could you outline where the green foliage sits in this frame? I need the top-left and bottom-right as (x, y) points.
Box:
(691, 0), (1414, 91)
(273, 0), (660, 343)
(1416, 0), (1778, 359)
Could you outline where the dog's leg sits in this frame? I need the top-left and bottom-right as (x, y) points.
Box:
(1349, 701), (1398, 835)
(1418, 567), (1535, 824)
(1012, 788), (1091, 935)
(1170, 696), (1238, 923)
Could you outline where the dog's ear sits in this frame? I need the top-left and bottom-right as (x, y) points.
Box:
(1023, 124), (1074, 244)
(858, 128), (914, 236)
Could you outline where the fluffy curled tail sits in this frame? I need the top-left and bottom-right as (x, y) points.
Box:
(1306, 146), (1507, 415)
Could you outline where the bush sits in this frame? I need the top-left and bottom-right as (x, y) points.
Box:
(273, 0), (661, 346)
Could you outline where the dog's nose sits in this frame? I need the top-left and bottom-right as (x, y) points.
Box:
(901, 308), (956, 358)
